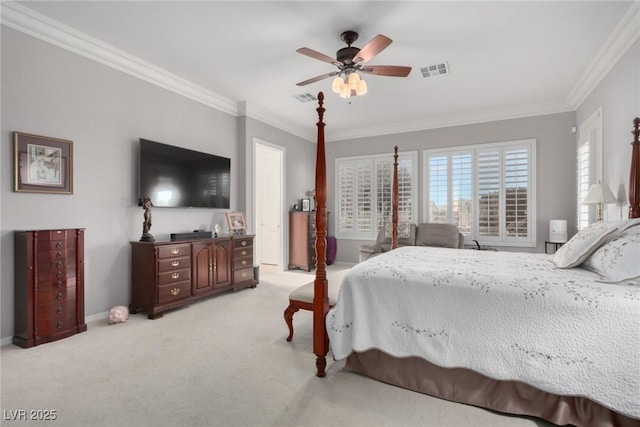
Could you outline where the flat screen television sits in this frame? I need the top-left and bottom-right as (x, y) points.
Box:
(138, 138), (230, 208)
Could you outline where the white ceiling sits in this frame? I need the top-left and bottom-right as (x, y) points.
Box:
(6, 1), (637, 141)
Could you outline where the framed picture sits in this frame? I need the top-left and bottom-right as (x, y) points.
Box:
(302, 198), (310, 212)
(14, 132), (73, 194)
(226, 212), (247, 230)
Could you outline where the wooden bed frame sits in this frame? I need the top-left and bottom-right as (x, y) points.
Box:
(311, 95), (640, 422)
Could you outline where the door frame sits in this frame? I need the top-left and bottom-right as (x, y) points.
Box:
(253, 138), (285, 270)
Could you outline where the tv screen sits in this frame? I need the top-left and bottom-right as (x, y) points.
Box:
(138, 138), (230, 208)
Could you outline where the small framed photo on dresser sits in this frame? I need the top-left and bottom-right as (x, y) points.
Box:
(14, 132), (73, 194)
(226, 212), (247, 231)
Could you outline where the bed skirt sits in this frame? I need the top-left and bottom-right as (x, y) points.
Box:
(346, 350), (639, 427)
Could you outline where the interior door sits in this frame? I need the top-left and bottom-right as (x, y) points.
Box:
(256, 143), (282, 266)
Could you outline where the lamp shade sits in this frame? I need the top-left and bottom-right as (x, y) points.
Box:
(583, 183), (616, 204)
(549, 220), (567, 243)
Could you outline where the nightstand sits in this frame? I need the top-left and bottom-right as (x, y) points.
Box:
(545, 241), (564, 254)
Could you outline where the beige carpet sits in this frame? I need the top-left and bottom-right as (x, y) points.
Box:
(1, 264), (551, 427)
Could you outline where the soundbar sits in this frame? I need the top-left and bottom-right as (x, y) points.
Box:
(170, 231), (213, 241)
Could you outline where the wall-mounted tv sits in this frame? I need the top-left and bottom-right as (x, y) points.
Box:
(138, 138), (230, 209)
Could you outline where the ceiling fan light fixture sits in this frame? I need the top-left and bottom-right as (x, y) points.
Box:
(340, 84), (351, 98)
(331, 76), (344, 93)
(356, 79), (368, 96)
(348, 72), (361, 89)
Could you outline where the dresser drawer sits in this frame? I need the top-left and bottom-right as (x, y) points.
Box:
(37, 230), (69, 241)
(234, 267), (254, 283)
(234, 256), (252, 270)
(37, 311), (78, 336)
(158, 269), (190, 286)
(233, 237), (253, 249)
(158, 257), (190, 273)
(38, 276), (76, 292)
(37, 300), (77, 321)
(158, 281), (190, 304)
(157, 244), (190, 259)
(37, 286), (76, 306)
(38, 247), (76, 262)
(233, 246), (252, 259)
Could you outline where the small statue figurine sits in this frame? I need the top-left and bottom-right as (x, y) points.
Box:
(140, 196), (155, 242)
(214, 223), (221, 237)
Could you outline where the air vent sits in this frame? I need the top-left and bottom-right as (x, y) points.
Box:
(292, 93), (318, 103)
(421, 62), (450, 78)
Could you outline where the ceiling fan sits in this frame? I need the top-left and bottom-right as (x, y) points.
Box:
(296, 30), (411, 98)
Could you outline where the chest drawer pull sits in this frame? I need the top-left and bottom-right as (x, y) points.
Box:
(171, 248), (180, 255)
(57, 261), (63, 268)
(171, 260), (180, 267)
(171, 273), (180, 279)
(169, 288), (180, 296)
(57, 292), (64, 301)
(57, 271), (63, 278)
(55, 242), (63, 249)
(241, 250), (247, 256)
(57, 281), (63, 288)
(56, 321), (63, 329)
(241, 260), (247, 265)
(241, 240), (247, 246)
(57, 306), (63, 315)
(241, 272), (248, 278)
(57, 252), (63, 258)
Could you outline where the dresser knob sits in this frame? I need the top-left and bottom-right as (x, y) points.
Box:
(56, 271), (62, 278)
(57, 281), (63, 288)
(171, 260), (180, 267)
(56, 321), (63, 329)
(57, 252), (63, 258)
(57, 261), (63, 268)
(57, 307), (63, 315)
(171, 248), (180, 254)
(57, 292), (63, 300)
(241, 250), (247, 256)
(241, 260), (247, 265)
(241, 272), (248, 278)
(241, 241), (247, 246)
(171, 273), (180, 279)
(55, 242), (63, 249)
(170, 288), (180, 296)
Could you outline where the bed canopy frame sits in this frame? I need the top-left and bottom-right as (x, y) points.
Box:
(310, 95), (640, 422)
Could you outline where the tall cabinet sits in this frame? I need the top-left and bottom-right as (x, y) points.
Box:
(13, 229), (87, 348)
(288, 211), (316, 271)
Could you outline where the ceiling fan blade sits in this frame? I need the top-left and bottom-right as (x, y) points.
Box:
(352, 34), (392, 64)
(296, 72), (339, 86)
(360, 65), (412, 77)
(296, 48), (342, 67)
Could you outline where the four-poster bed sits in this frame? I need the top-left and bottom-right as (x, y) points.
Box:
(310, 98), (640, 425)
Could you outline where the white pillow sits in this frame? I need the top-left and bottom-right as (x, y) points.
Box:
(553, 223), (617, 268)
(582, 226), (640, 284)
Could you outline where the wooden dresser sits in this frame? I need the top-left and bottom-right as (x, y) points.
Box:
(288, 211), (316, 271)
(13, 229), (87, 348)
(130, 235), (257, 319)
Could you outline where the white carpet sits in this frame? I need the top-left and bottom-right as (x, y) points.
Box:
(1, 264), (550, 427)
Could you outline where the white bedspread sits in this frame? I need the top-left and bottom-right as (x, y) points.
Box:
(327, 246), (640, 419)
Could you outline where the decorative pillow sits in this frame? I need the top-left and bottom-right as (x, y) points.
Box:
(582, 226), (640, 284)
(553, 223), (617, 268)
(384, 222), (411, 240)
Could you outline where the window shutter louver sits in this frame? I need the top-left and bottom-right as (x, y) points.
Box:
(504, 148), (529, 238)
(428, 155), (448, 223)
(477, 150), (501, 237)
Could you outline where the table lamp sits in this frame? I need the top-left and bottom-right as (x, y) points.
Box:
(583, 182), (616, 221)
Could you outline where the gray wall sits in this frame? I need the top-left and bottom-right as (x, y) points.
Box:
(326, 112), (578, 263)
(0, 27), (313, 341)
(576, 39), (640, 220)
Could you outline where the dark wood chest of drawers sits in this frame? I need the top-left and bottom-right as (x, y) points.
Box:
(288, 211), (316, 271)
(13, 229), (87, 348)
(130, 235), (257, 319)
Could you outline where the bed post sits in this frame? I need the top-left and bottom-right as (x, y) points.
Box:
(392, 146), (399, 249)
(629, 117), (640, 219)
(313, 92), (329, 377)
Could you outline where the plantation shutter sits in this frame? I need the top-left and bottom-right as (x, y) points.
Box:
(451, 153), (473, 234)
(577, 141), (592, 230)
(504, 146), (529, 238)
(337, 159), (373, 234)
(428, 155), (448, 223)
(477, 149), (501, 237)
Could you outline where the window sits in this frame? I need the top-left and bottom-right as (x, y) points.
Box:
(577, 108), (603, 229)
(424, 139), (536, 247)
(336, 151), (418, 239)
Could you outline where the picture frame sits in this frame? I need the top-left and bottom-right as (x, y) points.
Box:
(302, 198), (310, 212)
(14, 132), (73, 194)
(226, 212), (247, 231)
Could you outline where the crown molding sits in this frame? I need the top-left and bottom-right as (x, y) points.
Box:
(327, 100), (574, 142)
(0, 2), (239, 116)
(567, 1), (640, 109)
(239, 101), (314, 142)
